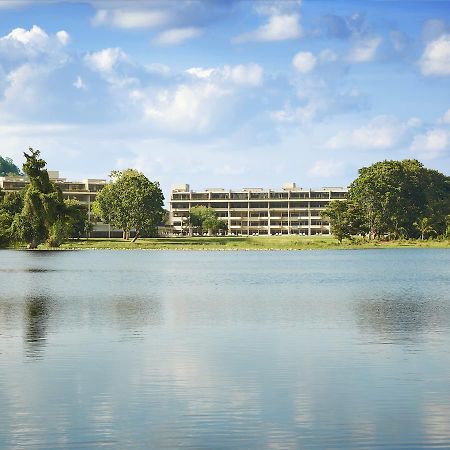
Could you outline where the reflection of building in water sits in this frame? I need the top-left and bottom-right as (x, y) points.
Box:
(170, 183), (347, 236)
(24, 296), (52, 358)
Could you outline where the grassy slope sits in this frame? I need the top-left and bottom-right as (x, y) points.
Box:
(54, 236), (450, 250)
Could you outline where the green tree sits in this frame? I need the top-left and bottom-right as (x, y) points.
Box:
(92, 169), (164, 241)
(347, 159), (450, 239)
(0, 156), (21, 176)
(0, 191), (24, 248)
(189, 205), (227, 236)
(321, 200), (351, 243)
(0, 210), (13, 247)
(64, 199), (91, 239)
(413, 217), (435, 240)
(11, 148), (65, 248)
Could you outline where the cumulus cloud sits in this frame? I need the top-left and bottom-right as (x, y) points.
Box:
(419, 34), (450, 76)
(234, 14), (302, 43)
(84, 47), (129, 74)
(308, 159), (344, 178)
(410, 128), (450, 159)
(0, 25), (70, 65)
(325, 116), (408, 150)
(186, 63), (263, 87)
(234, 3), (302, 44)
(56, 30), (70, 46)
(347, 36), (382, 63)
(141, 82), (231, 133)
(292, 51), (316, 73)
(153, 27), (202, 46)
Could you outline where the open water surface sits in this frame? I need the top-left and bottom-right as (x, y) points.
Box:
(1, 249), (450, 449)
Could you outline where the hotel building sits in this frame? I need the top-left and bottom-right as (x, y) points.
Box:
(170, 183), (347, 236)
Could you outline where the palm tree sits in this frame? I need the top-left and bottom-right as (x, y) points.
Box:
(413, 217), (435, 240)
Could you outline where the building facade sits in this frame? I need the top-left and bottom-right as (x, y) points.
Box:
(170, 183), (347, 236)
(0, 171), (106, 217)
(0, 171), (120, 236)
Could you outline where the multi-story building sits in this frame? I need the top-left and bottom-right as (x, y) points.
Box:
(0, 171), (118, 236)
(170, 183), (347, 236)
(0, 171), (106, 217)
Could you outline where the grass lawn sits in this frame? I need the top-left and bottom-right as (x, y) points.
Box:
(53, 236), (450, 250)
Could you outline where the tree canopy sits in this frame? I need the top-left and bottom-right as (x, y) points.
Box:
(189, 205), (227, 236)
(324, 159), (450, 241)
(0, 156), (21, 176)
(92, 169), (164, 241)
(0, 148), (90, 248)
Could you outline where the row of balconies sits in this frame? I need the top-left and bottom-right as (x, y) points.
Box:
(172, 193), (344, 201)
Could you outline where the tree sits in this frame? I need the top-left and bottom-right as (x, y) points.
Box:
(0, 156), (21, 176)
(92, 169), (164, 241)
(347, 160), (450, 239)
(11, 148), (65, 248)
(64, 199), (91, 239)
(189, 205), (227, 236)
(413, 217), (435, 240)
(321, 200), (351, 243)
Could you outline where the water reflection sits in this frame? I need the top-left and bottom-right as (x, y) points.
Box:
(0, 249), (450, 449)
(24, 295), (53, 359)
(112, 295), (163, 339)
(354, 294), (450, 343)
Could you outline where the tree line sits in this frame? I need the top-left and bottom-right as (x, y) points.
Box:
(0, 148), (165, 248)
(322, 159), (450, 242)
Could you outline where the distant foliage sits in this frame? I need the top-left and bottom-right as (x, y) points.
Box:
(0, 156), (21, 176)
(189, 205), (227, 236)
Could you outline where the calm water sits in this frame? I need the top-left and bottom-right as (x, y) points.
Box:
(1, 249), (450, 449)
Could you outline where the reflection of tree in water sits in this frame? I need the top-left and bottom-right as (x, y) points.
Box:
(112, 296), (162, 338)
(355, 294), (450, 341)
(24, 295), (53, 358)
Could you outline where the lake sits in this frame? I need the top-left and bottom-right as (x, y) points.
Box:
(1, 249), (450, 449)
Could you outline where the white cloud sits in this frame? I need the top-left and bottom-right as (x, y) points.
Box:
(439, 109), (450, 124)
(186, 63), (263, 87)
(0, 25), (70, 64)
(0, 25), (49, 58)
(292, 51), (316, 73)
(92, 8), (170, 29)
(228, 64), (263, 86)
(347, 36), (382, 63)
(234, 14), (302, 43)
(56, 30), (70, 46)
(142, 82), (231, 133)
(1, 24), (48, 46)
(186, 67), (216, 79)
(84, 47), (129, 73)
(153, 27), (202, 46)
(308, 160), (344, 178)
(410, 128), (450, 159)
(73, 76), (86, 90)
(325, 116), (406, 150)
(419, 34), (450, 76)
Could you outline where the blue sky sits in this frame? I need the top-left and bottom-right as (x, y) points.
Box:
(0, 0), (450, 195)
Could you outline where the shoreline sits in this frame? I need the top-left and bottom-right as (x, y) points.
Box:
(3, 236), (450, 251)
